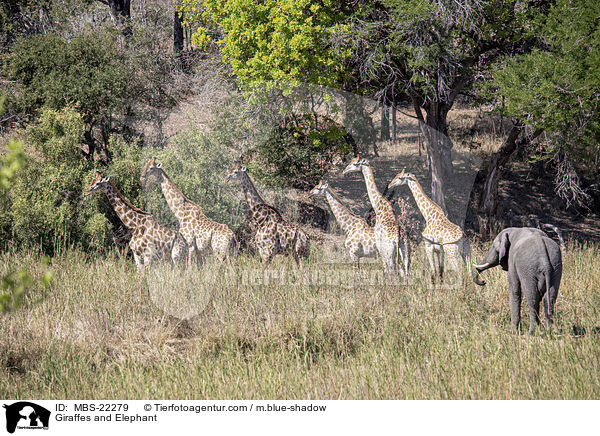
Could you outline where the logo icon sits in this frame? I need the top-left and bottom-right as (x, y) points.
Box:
(3, 402), (50, 433)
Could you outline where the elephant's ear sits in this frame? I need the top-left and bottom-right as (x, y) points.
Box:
(498, 231), (510, 271)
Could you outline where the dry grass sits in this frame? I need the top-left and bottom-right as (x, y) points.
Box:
(1, 241), (599, 399)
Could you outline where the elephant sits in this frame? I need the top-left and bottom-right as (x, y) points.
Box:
(473, 227), (562, 334)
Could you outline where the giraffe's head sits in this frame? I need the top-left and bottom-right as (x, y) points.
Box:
(85, 171), (110, 198)
(388, 169), (417, 189)
(225, 162), (246, 183)
(140, 157), (163, 183)
(342, 155), (369, 175)
(308, 180), (329, 198)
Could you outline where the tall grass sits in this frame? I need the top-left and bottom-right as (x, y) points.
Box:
(1, 243), (599, 399)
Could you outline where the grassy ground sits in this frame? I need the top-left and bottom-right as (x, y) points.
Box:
(1, 242), (599, 400)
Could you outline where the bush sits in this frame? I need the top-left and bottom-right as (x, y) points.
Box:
(9, 107), (90, 251)
(5, 107), (145, 253)
(247, 114), (354, 190)
(143, 124), (240, 228)
(5, 33), (130, 143)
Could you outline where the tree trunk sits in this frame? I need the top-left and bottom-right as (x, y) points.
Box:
(380, 103), (390, 141)
(478, 123), (543, 230)
(173, 7), (184, 53)
(412, 98), (453, 213)
(108, 0), (131, 44)
(391, 103), (397, 143)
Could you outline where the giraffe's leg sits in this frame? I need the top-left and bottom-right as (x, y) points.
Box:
(260, 245), (275, 266)
(292, 246), (301, 266)
(350, 248), (360, 271)
(294, 230), (310, 264)
(133, 252), (143, 271)
(444, 243), (461, 285)
(171, 236), (186, 267)
(381, 243), (396, 276)
(397, 237), (410, 279)
(436, 246), (444, 280)
(195, 236), (210, 268)
(458, 237), (484, 286)
(142, 249), (154, 269)
(211, 230), (231, 263)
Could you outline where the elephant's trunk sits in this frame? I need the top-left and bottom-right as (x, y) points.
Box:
(471, 268), (486, 286)
(471, 262), (492, 286)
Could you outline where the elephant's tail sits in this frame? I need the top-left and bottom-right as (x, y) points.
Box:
(543, 267), (557, 321)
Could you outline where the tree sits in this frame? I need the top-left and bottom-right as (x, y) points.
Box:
(480, 0), (600, 217)
(336, 0), (543, 212)
(179, 0), (350, 88)
(6, 33), (131, 160)
(0, 97), (52, 313)
(97, 0), (131, 43)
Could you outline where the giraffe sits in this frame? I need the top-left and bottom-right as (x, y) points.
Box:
(225, 163), (310, 264)
(388, 169), (484, 285)
(85, 171), (187, 270)
(342, 156), (409, 277)
(309, 180), (377, 270)
(140, 157), (235, 265)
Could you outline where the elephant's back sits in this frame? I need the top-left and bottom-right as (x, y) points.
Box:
(513, 234), (561, 272)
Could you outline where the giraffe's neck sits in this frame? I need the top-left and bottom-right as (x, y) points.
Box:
(406, 178), (442, 221)
(239, 172), (267, 214)
(156, 170), (188, 220)
(103, 183), (148, 230)
(324, 187), (360, 234)
(360, 165), (385, 213)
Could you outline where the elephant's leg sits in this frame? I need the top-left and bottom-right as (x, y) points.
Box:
(542, 294), (553, 329)
(521, 276), (543, 335)
(508, 272), (522, 333)
(527, 293), (542, 335)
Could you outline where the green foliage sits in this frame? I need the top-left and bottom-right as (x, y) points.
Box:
(0, 95), (53, 314)
(248, 114), (353, 190)
(0, 139), (26, 192)
(0, 257), (52, 313)
(492, 0), (600, 159)
(180, 0), (349, 88)
(341, 0), (540, 104)
(4, 107), (144, 253)
(5, 33), (130, 133)
(9, 108), (89, 251)
(143, 124), (239, 228)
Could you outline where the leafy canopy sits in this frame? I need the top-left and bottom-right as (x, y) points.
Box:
(180, 0), (350, 88)
(6, 33), (130, 127)
(492, 0), (600, 157)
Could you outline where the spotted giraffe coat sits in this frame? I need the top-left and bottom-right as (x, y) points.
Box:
(86, 171), (187, 269)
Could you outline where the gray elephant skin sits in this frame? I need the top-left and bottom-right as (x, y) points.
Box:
(474, 227), (562, 334)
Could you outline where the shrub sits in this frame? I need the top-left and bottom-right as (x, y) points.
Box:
(143, 124), (240, 228)
(5, 107), (145, 253)
(247, 113), (354, 190)
(5, 33), (130, 143)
